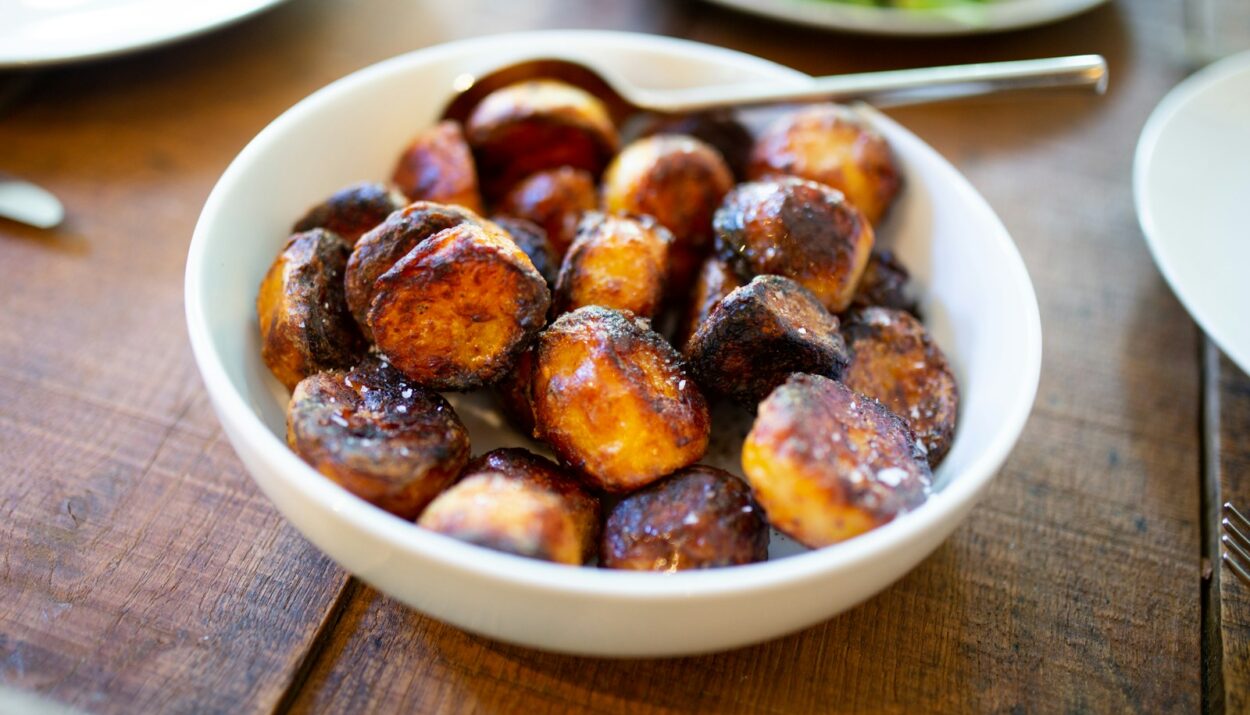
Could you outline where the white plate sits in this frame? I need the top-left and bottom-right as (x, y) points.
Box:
(704, 0), (1106, 35)
(0, 0), (291, 68)
(185, 30), (1041, 656)
(1134, 50), (1250, 375)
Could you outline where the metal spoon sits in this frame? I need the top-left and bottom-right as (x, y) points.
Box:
(0, 177), (64, 229)
(442, 54), (1108, 123)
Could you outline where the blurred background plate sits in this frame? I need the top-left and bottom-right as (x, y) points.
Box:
(703, 0), (1107, 35)
(0, 0), (292, 68)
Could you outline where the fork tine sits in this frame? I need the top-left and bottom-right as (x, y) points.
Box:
(1225, 502), (1250, 530)
(1223, 517), (1250, 553)
(1224, 551), (1250, 586)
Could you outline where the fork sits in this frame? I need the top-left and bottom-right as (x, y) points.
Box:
(1222, 502), (1250, 585)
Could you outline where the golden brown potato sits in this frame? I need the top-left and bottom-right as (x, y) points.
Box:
(286, 357), (470, 519)
(713, 177), (874, 314)
(749, 104), (902, 225)
(495, 166), (598, 257)
(292, 182), (406, 245)
(676, 255), (744, 351)
(419, 448), (600, 565)
(344, 202), (486, 339)
(600, 465), (768, 571)
(491, 215), (559, 289)
(533, 306), (710, 493)
(466, 80), (619, 200)
(637, 110), (754, 180)
(685, 275), (849, 406)
(742, 373), (930, 548)
(391, 120), (484, 214)
(257, 229), (366, 391)
(602, 134), (734, 292)
(368, 222), (550, 390)
(849, 248), (917, 316)
(843, 307), (958, 468)
(552, 212), (672, 319)
(493, 346), (538, 437)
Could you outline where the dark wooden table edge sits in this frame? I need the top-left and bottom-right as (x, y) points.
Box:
(1203, 338), (1223, 713)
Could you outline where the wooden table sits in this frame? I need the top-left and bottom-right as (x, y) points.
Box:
(1, 0), (1243, 711)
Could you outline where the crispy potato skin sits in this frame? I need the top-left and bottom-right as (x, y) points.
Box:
(843, 307), (958, 467)
(742, 374), (930, 548)
(493, 346), (538, 436)
(600, 465), (768, 571)
(676, 255), (744, 350)
(292, 183), (406, 246)
(492, 216), (559, 289)
(849, 248), (917, 316)
(391, 120), (484, 214)
(344, 202), (487, 339)
(748, 104), (902, 225)
(258, 229), (366, 391)
(286, 358), (470, 519)
(553, 212), (672, 319)
(497, 167), (598, 257)
(686, 275), (849, 406)
(638, 110), (754, 180)
(533, 307), (710, 493)
(368, 222), (550, 390)
(713, 177), (874, 314)
(466, 80), (620, 200)
(602, 134), (734, 292)
(419, 448), (600, 564)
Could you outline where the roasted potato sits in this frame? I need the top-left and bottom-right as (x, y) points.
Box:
(552, 212), (672, 319)
(600, 465), (768, 571)
(685, 275), (849, 406)
(849, 248), (917, 316)
(713, 177), (874, 314)
(258, 229), (366, 391)
(344, 201), (486, 339)
(493, 345), (538, 437)
(533, 306), (710, 493)
(466, 80), (619, 200)
(292, 182), (406, 245)
(748, 104), (902, 225)
(602, 134), (734, 292)
(492, 215), (559, 289)
(368, 222), (550, 390)
(843, 307), (958, 467)
(742, 373), (930, 548)
(286, 357), (470, 519)
(496, 166), (598, 257)
(391, 120), (484, 214)
(637, 110), (754, 180)
(675, 254), (744, 352)
(419, 448), (600, 564)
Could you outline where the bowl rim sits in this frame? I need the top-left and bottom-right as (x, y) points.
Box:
(185, 29), (1042, 600)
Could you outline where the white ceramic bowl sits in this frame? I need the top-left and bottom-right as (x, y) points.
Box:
(185, 31), (1041, 657)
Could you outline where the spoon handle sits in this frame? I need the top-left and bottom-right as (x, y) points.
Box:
(636, 55), (1108, 112)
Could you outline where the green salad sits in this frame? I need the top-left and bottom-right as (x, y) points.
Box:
(829, 0), (995, 7)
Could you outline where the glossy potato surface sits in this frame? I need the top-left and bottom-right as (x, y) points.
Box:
(749, 104), (902, 225)
(391, 120), (484, 214)
(742, 373), (930, 548)
(497, 166), (598, 257)
(257, 229), (365, 391)
(292, 182), (406, 246)
(368, 222), (550, 390)
(553, 212), (672, 319)
(638, 110), (754, 180)
(492, 215), (559, 289)
(533, 307), (710, 493)
(493, 346), (538, 437)
(676, 255), (744, 351)
(686, 275), (849, 406)
(600, 465), (768, 571)
(714, 177), (874, 314)
(286, 358), (470, 519)
(849, 248), (917, 316)
(843, 307), (959, 467)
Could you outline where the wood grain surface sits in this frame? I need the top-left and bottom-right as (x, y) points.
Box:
(1213, 351), (1250, 714)
(0, 0), (1224, 712)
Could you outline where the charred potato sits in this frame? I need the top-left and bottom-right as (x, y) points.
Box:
(602, 134), (734, 292)
(675, 255), (744, 352)
(686, 275), (849, 406)
(637, 110), (754, 180)
(286, 358), (470, 519)
(552, 212), (672, 319)
(258, 229), (366, 391)
(714, 177), (874, 314)
(843, 307), (958, 467)
(533, 306), (710, 493)
(391, 120), (484, 214)
(292, 183), (406, 246)
(748, 104), (902, 225)
(466, 80), (619, 200)
(849, 248), (917, 315)
(419, 448), (600, 564)
(492, 215), (560, 289)
(344, 201), (486, 339)
(494, 346), (538, 437)
(496, 166), (598, 257)
(369, 222), (550, 390)
(600, 465), (768, 571)
(742, 373), (930, 548)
